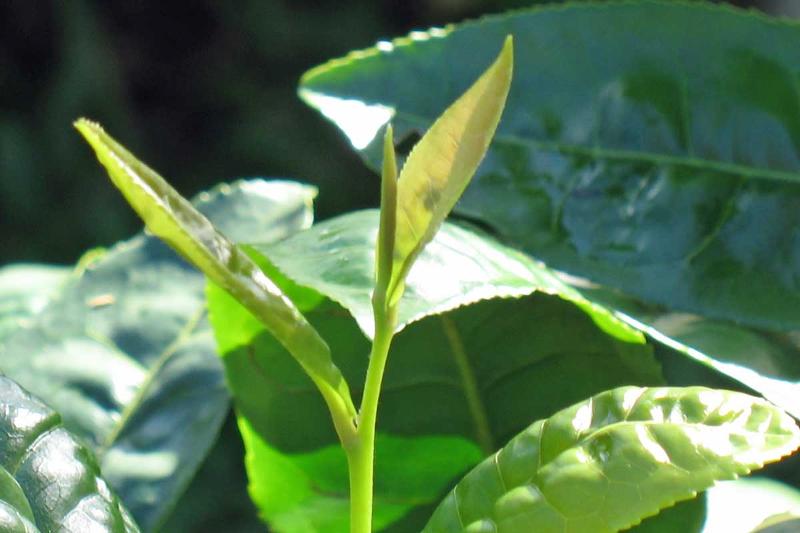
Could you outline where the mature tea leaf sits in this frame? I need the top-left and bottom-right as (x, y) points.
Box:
(75, 120), (355, 422)
(0, 375), (139, 532)
(208, 213), (661, 531)
(424, 387), (800, 533)
(256, 210), (592, 338)
(0, 180), (314, 530)
(299, 1), (800, 331)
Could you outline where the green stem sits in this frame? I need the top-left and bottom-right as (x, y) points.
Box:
(348, 302), (397, 533)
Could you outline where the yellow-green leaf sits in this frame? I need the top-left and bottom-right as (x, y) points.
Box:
(74, 120), (356, 429)
(386, 36), (513, 306)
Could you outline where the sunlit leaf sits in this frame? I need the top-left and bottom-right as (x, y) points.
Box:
(577, 284), (800, 420)
(703, 478), (800, 533)
(424, 387), (800, 533)
(208, 212), (661, 531)
(75, 119), (355, 424)
(308, 38), (513, 306)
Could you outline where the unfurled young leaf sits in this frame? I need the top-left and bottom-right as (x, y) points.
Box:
(0, 374), (140, 533)
(424, 387), (800, 533)
(75, 120), (356, 429)
(208, 210), (662, 531)
(383, 36), (513, 306)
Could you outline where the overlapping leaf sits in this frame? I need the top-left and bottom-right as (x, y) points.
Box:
(299, 0), (800, 332)
(578, 285), (800, 420)
(0, 179), (315, 531)
(208, 213), (662, 531)
(377, 37), (512, 305)
(0, 374), (139, 532)
(423, 387), (800, 533)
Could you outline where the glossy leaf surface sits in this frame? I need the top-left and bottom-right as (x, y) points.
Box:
(256, 210), (585, 338)
(75, 120), (354, 421)
(578, 285), (800, 420)
(424, 387), (800, 533)
(208, 214), (661, 531)
(0, 180), (314, 531)
(0, 375), (139, 532)
(299, 1), (800, 331)
(0, 264), (68, 342)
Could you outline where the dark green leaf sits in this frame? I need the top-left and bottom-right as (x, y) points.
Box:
(0, 180), (315, 531)
(627, 496), (706, 533)
(423, 387), (800, 533)
(299, 0), (800, 331)
(0, 374), (139, 532)
(208, 213), (662, 531)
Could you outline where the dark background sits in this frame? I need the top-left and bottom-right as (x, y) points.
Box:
(1, 0), (793, 267)
(2, 1), (797, 531)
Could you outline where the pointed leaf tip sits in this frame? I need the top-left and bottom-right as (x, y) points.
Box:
(75, 120), (356, 428)
(386, 37), (514, 305)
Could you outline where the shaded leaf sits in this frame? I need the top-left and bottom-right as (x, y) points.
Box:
(75, 120), (355, 422)
(299, 1), (800, 331)
(0, 180), (314, 530)
(0, 374), (139, 532)
(627, 496), (706, 533)
(208, 213), (661, 531)
(0, 264), (69, 343)
(423, 387), (800, 533)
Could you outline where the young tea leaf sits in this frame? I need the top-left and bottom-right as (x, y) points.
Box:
(74, 120), (356, 428)
(385, 36), (513, 306)
(374, 125), (398, 307)
(424, 386), (800, 533)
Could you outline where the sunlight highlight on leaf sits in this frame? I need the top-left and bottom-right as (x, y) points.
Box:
(298, 90), (395, 150)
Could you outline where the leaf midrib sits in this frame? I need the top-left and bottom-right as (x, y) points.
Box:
(97, 305), (206, 456)
(439, 315), (494, 455)
(396, 111), (800, 184)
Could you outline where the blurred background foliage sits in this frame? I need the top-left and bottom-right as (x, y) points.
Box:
(2, 0), (798, 531)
